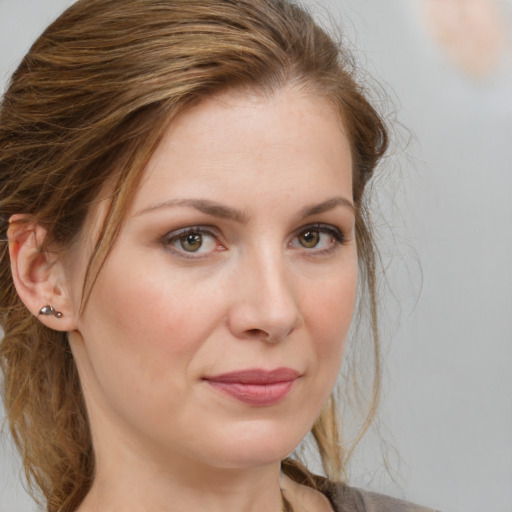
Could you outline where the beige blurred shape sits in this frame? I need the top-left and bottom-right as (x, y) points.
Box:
(422, 0), (507, 78)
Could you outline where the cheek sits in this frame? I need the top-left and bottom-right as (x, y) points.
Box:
(305, 268), (358, 349)
(74, 263), (221, 436)
(77, 262), (211, 397)
(87, 261), (207, 347)
(298, 262), (358, 398)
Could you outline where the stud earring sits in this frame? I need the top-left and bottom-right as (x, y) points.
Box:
(38, 305), (63, 318)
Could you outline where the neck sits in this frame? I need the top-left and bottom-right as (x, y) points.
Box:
(76, 441), (286, 512)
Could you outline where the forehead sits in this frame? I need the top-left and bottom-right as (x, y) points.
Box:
(132, 87), (353, 213)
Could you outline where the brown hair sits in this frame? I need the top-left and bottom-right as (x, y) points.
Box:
(0, 1), (388, 511)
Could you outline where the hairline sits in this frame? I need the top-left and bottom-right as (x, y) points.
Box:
(78, 78), (359, 311)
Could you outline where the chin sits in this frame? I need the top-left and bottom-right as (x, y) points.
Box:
(200, 419), (306, 469)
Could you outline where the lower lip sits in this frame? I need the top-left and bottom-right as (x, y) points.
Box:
(206, 380), (296, 406)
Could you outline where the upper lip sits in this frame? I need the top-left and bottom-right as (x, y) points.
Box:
(203, 367), (301, 384)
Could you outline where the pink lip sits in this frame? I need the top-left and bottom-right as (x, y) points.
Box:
(204, 368), (300, 406)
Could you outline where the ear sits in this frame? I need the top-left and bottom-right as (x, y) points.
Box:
(7, 214), (78, 332)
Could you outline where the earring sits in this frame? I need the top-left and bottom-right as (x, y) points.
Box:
(38, 305), (63, 319)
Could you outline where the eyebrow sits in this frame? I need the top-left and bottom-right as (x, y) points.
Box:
(135, 198), (249, 223)
(299, 197), (355, 218)
(135, 196), (355, 222)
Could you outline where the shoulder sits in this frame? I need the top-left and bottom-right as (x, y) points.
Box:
(320, 480), (440, 512)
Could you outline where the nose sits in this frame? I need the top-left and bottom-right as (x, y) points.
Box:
(227, 251), (302, 343)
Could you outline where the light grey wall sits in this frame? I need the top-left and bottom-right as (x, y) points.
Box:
(314, 2), (512, 512)
(1, 1), (511, 512)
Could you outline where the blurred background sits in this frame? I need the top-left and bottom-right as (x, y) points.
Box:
(1, 1), (511, 511)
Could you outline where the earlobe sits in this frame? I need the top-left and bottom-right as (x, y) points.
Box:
(7, 214), (77, 331)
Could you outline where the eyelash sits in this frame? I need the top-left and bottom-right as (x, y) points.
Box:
(161, 223), (346, 259)
(292, 224), (346, 253)
(162, 226), (223, 259)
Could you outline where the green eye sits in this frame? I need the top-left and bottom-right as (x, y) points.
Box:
(298, 230), (320, 248)
(179, 233), (203, 252)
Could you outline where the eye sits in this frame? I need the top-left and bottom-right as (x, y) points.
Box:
(297, 230), (321, 249)
(163, 227), (221, 257)
(291, 224), (345, 252)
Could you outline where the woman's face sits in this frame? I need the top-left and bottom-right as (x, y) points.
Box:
(65, 87), (358, 472)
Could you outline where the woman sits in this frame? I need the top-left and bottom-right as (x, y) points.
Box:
(0, 1), (437, 511)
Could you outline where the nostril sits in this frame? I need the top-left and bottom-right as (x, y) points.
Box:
(244, 327), (292, 344)
(246, 328), (266, 338)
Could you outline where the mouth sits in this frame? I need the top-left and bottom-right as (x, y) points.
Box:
(203, 368), (301, 406)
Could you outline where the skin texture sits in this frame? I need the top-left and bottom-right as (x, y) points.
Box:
(10, 87), (357, 512)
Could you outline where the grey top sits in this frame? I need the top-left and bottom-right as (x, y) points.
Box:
(321, 480), (439, 512)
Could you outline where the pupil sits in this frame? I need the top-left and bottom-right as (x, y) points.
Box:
(301, 230), (319, 248)
(182, 233), (202, 252)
